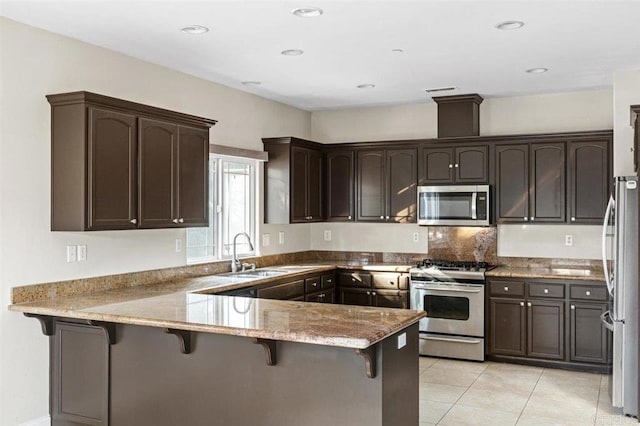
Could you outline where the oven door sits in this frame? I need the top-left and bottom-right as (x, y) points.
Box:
(410, 281), (484, 337)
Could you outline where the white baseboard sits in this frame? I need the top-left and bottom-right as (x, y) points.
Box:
(18, 415), (49, 426)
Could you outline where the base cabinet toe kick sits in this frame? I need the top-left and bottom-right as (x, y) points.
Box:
(24, 315), (421, 426)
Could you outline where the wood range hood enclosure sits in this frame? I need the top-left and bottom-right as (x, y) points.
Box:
(433, 94), (484, 138)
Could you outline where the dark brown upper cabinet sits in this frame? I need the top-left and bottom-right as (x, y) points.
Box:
(496, 142), (565, 223)
(325, 149), (355, 221)
(47, 91), (215, 231)
(263, 137), (323, 224)
(419, 145), (488, 185)
(357, 147), (417, 223)
(568, 140), (610, 224)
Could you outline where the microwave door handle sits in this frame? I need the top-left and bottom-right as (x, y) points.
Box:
(471, 192), (477, 220)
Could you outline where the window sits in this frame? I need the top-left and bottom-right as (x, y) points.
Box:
(187, 155), (257, 263)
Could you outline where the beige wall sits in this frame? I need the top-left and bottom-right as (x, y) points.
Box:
(0, 18), (310, 425)
(613, 69), (640, 176)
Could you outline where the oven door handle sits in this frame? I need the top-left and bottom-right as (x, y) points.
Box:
(423, 336), (483, 344)
(411, 284), (482, 293)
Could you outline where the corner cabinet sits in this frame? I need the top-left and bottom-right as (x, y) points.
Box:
(263, 137), (323, 224)
(48, 91), (216, 231)
(356, 147), (417, 223)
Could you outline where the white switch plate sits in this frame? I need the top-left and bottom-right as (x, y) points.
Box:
(324, 230), (332, 241)
(66, 245), (77, 263)
(263, 234), (271, 247)
(175, 239), (183, 252)
(412, 232), (419, 243)
(77, 245), (87, 262)
(397, 332), (407, 349)
(565, 235), (573, 246)
(278, 231), (285, 245)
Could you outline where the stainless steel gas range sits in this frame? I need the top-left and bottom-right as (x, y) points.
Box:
(409, 260), (491, 361)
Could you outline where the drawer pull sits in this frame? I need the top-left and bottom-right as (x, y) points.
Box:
(544, 288), (549, 294)
(366, 291), (371, 295)
(520, 302), (525, 307)
(327, 279), (332, 283)
(527, 302), (532, 307)
(571, 305), (575, 310)
(312, 282), (317, 287)
(504, 286), (509, 292)
(586, 290), (591, 296)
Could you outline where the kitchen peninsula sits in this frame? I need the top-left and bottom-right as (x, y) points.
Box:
(9, 265), (424, 426)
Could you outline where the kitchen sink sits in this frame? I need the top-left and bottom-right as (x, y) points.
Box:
(228, 269), (287, 279)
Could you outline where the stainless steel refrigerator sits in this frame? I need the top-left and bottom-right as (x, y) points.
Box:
(602, 176), (638, 416)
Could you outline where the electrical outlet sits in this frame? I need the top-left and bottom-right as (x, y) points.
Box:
(324, 230), (332, 241)
(412, 232), (419, 243)
(66, 245), (77, 263)
(175, 239), (183, 253)
(278, 231), (285, 245)
(397, 332), (407, 349)
(77, 245), (87, 261)
(565, 235), (573, 246)
(263, 234), (271, 247)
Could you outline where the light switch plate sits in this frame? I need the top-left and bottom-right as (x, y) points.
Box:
(175, 239), (183, 253)
(324, 230), (332, 241)
(278, 231), (285, 245)
(66, 245), (77, 263)
(77, 245), (87, 261)
(397, 332), (407, 349)
(263, 234), (271, 247)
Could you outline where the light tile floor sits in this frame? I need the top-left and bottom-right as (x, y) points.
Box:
(418, 357), (638, 426)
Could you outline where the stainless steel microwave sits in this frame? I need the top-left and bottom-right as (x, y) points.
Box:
(417, 185), (491, 226)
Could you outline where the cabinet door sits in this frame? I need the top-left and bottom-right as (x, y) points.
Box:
(530, 143), (566, 223)
(527, 300), (565, 360)
(176, 126), (209, 227)
(456, 146), (488, 183)
(306, 289), (334, 304)
(51, 322), (109, 426)
(373, 290), (408, 309)
(307, 148), (323, 222)
(387, 148), (417, 223)
(139, 118), (178, 228)
(420, 147), (454, 184)
(495, 145), (529, 223)
(87, 108), (138, 230)
(290, 146), (309, 223)
(357, 150), (386, 221)
(325, 150), (355, 221)
(570, 302), (608, 364)
(568, 141), (610, 224)
(339, 288), (372, 306)
(489, 298), (526, 356)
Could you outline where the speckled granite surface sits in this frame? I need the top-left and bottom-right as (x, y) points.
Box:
(490, 257), (605, 281)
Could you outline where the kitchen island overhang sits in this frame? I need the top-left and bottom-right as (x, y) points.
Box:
(9, 280), (424, 426)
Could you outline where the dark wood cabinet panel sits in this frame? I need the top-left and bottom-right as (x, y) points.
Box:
(87, 108), (137, 230)
(527, 300), (564, 360)
(291, 146), (309, 222)
(568, 141), (610, 224)
(325, 150), (355, 221)
(176, 126), (209, 226)
(52, 322), (109, 426)
(495, 144), (529, 222)
(570, 302), (608, 364)
(306, 289), (334, 303)
(373, 290), (408, 309)
(530, 143), (566, 222)
(339, 287), (372, 306)
(139, 118), (178, 228)
(307, 148), (323, 221)
(387, 148), (417, 222)
(420, 147), (454, 184)
(455, 146), (489, 183)
(357, 150), (386, 221)
(489, 298), (526, 356)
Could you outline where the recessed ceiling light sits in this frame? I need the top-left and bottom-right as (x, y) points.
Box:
(526, 67), (548, 74)
(391, 49), (404, 54)
(241, 81), (262, 85)
(180, 25), (209, 35)
(495, 20), (525, 30)
(357, 84), (375, 89)
(292, 7), (323, 18)
(281, 49), (304, 56)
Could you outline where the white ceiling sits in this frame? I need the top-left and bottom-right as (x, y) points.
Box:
(2, 0), (640, 111)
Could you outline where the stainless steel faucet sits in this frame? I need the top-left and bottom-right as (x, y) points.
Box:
(231, 232), (254, 273)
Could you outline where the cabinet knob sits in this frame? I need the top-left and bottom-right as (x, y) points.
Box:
(372, 292), (377, 296)
(172, 219), (179, 224)
(389, 281), (394, 285)
(524, 217), (528, 221)
(586, 290), (591, 296)
(380, 216), (384, 219)
(366, 291), (371, 295)
(386, 216), (390, 220)
(352, 278), (356, 282)
(530, 217), (535, 221)
(454, 164), (459, 168)
(130, 218), (137, 224)
(449, 164), (453, 169)
(520, 301), (525, 307)
(327, 279), (332, 283)
(178, 218), (184, 223)
(571, 305), (575, 310)
(504, 286), (509, 292)
(348, 216), (352, 220)
(527, 302), (532, 307)
(544, 288), (549, 294)
(571, 217), (576, 222)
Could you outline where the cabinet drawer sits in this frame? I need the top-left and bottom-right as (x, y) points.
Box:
(372, 272), (400, 289)
(257, 280), (305, 300)
(305, 289), (334, 303)
(489, 280), (525, 297)
(570, 285), (608, 301)
(528, 282), (565, 298)
(305, 276), (321, 293)
(337, 271), (372, 288)
(321, 274), (335, 289)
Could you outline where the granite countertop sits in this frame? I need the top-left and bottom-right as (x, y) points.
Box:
(9, 263), (424, 349)
(487, 265), (606, 282)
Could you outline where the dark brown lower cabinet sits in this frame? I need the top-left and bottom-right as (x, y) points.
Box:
(527, 300), (564, 360)
(338, 288), (408, 309)
(339, 287), (371, 306)
(51, 322), (109, 426)
(489, 298), (526, 356)
(570, 302), (609, 364)
(306, 289), (335, 303)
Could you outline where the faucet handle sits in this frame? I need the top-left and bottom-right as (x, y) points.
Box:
(241, 262), (256, 272)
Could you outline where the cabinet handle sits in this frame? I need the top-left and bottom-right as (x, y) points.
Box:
(130, 218), (137, 224)
(380, 216), (384, 219)
(366, 291), (371, 295)
(527, 302), (532, 307)
(504, 286), (509, 292)
(172, 219), (179, 224)
(309, 216), (313, 220)
(372, 292), (377, 296)
(524, 217), (528, 221)
(312, 282), (317, 287)
(544, 288), (549, 294)
(178, 218), (184, 223)
(448, 164), (453, 168)
(386, 216), (390, 220)
(530, 217), (535, 221)
(571, 305), (575, 310)
(571, 217), (576, 222)
(454, 164), (459, 168)
(389, 281), (395, 285)
(586, 290), (591, 296)
(520, 302), (525, 307)
(348, 215), (352, 220)
(327, 279), (332, 283)
(352, 278), (356, 282)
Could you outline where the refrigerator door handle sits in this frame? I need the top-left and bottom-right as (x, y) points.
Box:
(602, 195), (615, 297)
(600, 310), (615, 332)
